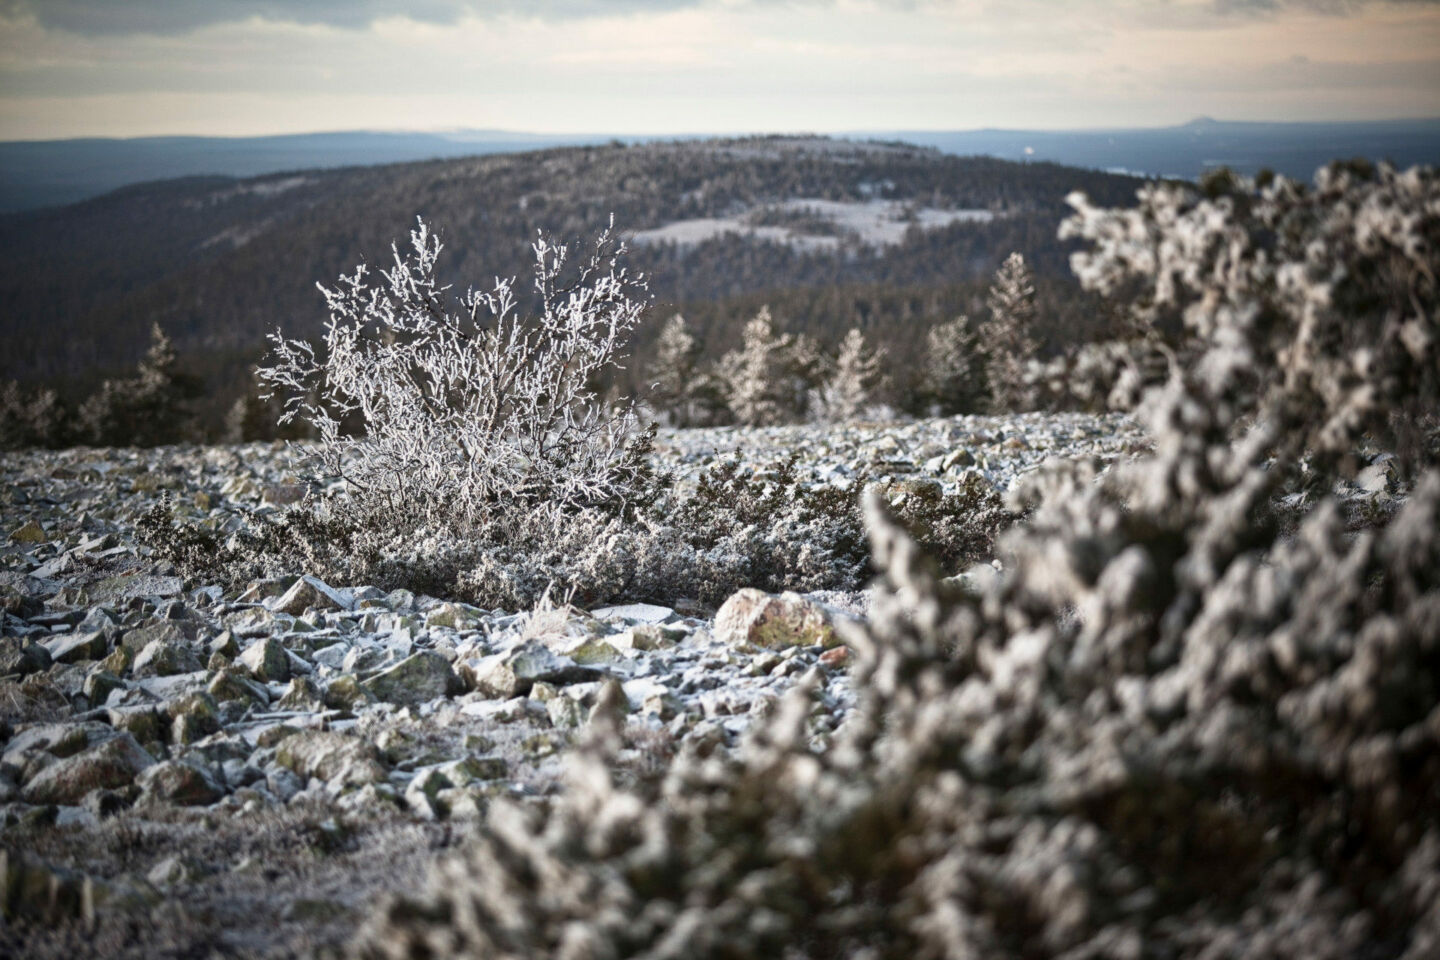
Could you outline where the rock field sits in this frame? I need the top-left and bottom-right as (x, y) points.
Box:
(0, 412), (1149, 956)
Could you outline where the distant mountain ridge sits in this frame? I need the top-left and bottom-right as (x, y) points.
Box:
(880, 116), (1440, 181)
(2, 117), (1436, 214)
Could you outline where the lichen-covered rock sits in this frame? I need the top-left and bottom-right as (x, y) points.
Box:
(360, 651), (460, 706)
(207, 667), (269, 706)
(42, 630), (109, 665)
(272, 575), (350, 616)
(712, 588), (839, 650)
(0, 637), (51, 677)
(236, 635), (289, 682)
(459, 643), (601, 699)
(276, 675), (326, 711)
(275, 731), (388, 787)
(323, 674), (374, 711)
(21, 733), (153, 805)
(138, 759), (224, 806)
(131, 637), (202, 677)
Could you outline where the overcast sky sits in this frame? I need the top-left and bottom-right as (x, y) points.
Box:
(0, 0), (1437, 140)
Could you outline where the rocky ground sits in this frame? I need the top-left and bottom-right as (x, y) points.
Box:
(3, 412), (1159, 957)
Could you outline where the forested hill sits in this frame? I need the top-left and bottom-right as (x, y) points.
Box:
(0, 136), (1142, 417)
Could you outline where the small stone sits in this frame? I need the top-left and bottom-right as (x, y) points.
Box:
(42, 630), (110, 665)
(0, 637), (52, 677)
(145, 856), (193, 889)
(107, 706), (163, 745)
(546, 696), (586, 729)
(276, 676), (326, 711)
(591, 602), (676, 624)
(121, 621), (189, 655)
(207, 668), (270, 706)
(83, 669), (126, 705)
(210, 631), (239, 659)
(323, 674), (373, 711)
(460, 643), (601, 699)
(272, 576), (350, 617)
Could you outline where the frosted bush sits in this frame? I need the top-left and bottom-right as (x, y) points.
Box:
(259, 217), (653, 523)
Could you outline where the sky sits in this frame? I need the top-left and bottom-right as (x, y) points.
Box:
(0, 0), (1437, 141)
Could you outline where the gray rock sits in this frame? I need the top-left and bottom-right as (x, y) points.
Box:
(272, 576), (351, 616)
(0, 637), (51, 676)
(274, 731), (388, 787)
(713, 589), (839, 650)
(44, 630), (110, 664)
(139, 759), (225, 806)
(360, 651), (461, 706)
(459, 643), (601, 699)
(21, 733), (153, 805)
(132, 638), (203, 677)
(237, 635), (290, 682)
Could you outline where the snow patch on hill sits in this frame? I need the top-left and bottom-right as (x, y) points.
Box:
(629, 198), (996, 252)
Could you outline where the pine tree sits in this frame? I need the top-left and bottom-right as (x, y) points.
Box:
(813, 327), (889, 422)
(79, 322), (202, 447)
(984, 252), (1040, 412)
(922, 315), (986, 416)
(0, 381), (67, 450)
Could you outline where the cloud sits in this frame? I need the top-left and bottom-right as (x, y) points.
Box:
(0, 0), (731, 35)
(1211, 0), (1439, 13)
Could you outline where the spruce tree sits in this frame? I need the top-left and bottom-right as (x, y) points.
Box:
(984, 252), (1040, 412)
(922, 315), (986, 415)
(813, 327), (889, 422)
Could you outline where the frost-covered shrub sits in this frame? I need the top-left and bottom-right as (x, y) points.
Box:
(351, 163), (1440, 959)
(140, 451), (1007, 611)
(1059, 161), (1440, 471)
(260, 217), (653, 522)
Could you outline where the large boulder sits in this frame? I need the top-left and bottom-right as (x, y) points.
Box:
(712, 589), (840, 650)
(21, 733), (153, 805)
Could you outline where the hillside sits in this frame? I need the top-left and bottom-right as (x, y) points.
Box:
(0, 136), (1142, 424)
